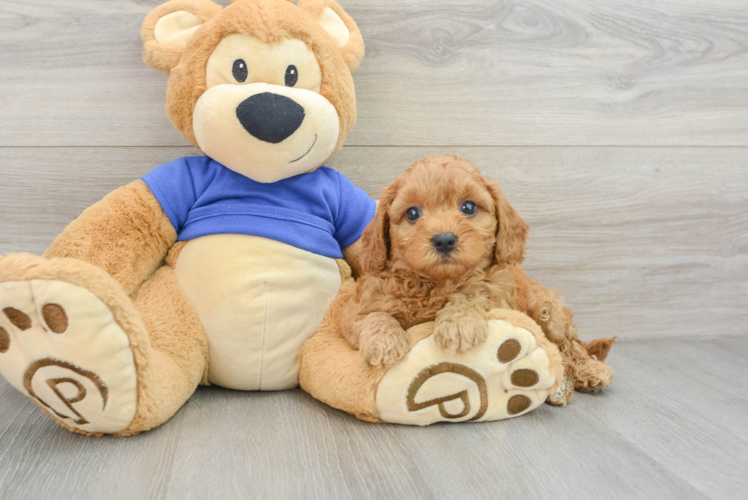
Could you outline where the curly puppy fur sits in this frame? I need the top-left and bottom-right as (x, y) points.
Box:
(343, 154), (615, 403)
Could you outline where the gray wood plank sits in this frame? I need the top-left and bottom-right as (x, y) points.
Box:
(388, 402), (708, 500)
(0, 0), (746, 146)
(573, 339), (748, 500)
(0, 382), (184, 500)
(1, 145), (746, 342)
(2, 338), (747, 499)
(162, 389), (432, 499)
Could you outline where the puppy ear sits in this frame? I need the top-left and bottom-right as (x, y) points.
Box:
(488, 181), (529, 266)
(142, 0), (223, 75)
(359, 181), (400, 274)
(298, 0), (365, 72)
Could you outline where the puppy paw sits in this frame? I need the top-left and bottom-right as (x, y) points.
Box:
(354, 313), (409, 367)
(358, 327), (409, 367)
(433, 312), (489, 353)
(574, 359), (614, 393)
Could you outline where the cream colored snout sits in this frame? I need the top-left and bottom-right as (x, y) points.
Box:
(193, 83), (340, 183)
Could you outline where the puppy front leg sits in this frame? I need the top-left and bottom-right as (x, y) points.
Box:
(433, 295), (489, 353)
(353, 312), (409, 367)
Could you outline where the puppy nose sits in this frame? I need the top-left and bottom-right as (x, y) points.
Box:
(236, 92), (305, 144)
(432, 232), (458, 254)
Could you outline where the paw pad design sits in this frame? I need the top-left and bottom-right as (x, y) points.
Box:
(376, 318), (559, 425)
(497, 338), (521, 363)
(507, 394), (532, 415)
(23, 358), (108, 426)
(0, 279), (138, 433)
(4, 307), (31, 331)
(0, 327), (9, 353)
(41, 303), (68, 333)
(511, 368), (539, 387)
(406, 362), (488, 421)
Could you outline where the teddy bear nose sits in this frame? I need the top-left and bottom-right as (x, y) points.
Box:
(432, 232), (458, 254)
(236, 92), (305, 144)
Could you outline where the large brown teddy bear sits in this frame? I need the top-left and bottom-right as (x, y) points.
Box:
(0, 0), (371, 436)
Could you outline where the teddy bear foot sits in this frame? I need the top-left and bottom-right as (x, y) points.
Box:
(0, 260), (138, 435)
(375, 312), (563, 425)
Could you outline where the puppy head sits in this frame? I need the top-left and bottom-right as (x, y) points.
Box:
(360, 155), (529, 281)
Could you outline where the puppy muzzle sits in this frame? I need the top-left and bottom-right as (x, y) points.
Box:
(432, 232), (458, 255)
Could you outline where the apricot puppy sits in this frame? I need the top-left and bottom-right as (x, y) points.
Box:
(344, 154), (614, 402)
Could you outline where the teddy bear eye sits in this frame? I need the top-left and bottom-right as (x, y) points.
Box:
(406, 206), (421, 222)
(232, 59), (248, 83)
(285, 65), (298, 87)
(461, 200), (477, 216)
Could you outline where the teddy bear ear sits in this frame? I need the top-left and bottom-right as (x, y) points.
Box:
(298, 0), (365, 72)
(141, 0), (223, 75)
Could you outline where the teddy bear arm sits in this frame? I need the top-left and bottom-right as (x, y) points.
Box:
(44, 179), (177, 296)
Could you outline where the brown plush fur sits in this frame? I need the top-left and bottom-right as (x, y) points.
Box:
(44, 180), (176, 297)
(142, 0), (363, 158)
(141, 0), (223, 75)
(343, 155), (614, 401)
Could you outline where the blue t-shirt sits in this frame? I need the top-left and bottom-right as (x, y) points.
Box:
(142, 156), (376, 259)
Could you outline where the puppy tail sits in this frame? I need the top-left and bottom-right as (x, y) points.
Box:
(581, 337), (616, 362)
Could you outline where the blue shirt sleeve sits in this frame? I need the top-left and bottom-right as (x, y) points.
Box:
(141, 156), (211, 233)
(333, 171), (377, 249)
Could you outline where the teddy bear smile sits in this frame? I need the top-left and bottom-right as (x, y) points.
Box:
(290, 134), (317, 163)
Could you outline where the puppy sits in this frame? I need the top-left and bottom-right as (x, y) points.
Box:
(343, 154), (614, 404)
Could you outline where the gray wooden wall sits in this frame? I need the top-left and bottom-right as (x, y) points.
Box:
(0, 0), (746, 342)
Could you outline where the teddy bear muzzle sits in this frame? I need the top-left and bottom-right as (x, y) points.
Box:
(192, 82), (341, 184)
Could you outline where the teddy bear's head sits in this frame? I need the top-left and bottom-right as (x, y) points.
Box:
(142, 0), (364, 183)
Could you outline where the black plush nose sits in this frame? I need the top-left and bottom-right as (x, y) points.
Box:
(236, 92), (305, 144)
(432, 232), (458, 254)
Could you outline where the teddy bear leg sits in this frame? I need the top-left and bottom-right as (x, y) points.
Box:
(376, 309), (565, 425)
(122, 263), (208, 435)
(0, 254), (206, 436)
(300, 304), (565, 425)
(299, 281), (386, 422)
(43, 180), (177, 297)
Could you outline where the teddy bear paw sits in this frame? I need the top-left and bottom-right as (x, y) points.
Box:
(0, 279), (138, 434)
(375, 316), (562, 425)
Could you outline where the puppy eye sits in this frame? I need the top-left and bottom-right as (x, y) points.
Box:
(233, 59), (248, 83)
(285, 65), (298, 87)
(406, 206), (421, 222)
(461, 200), (478, 216)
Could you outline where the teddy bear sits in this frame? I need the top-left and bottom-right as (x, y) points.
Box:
(0, 0), (373, 436)
(0, 0), (569, 435)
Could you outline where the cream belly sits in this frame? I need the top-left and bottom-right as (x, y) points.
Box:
(174, 234), (341, 390)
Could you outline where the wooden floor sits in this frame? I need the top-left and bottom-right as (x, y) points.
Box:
(1, 0), (747, 498)
(0, 338), (746, 499)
